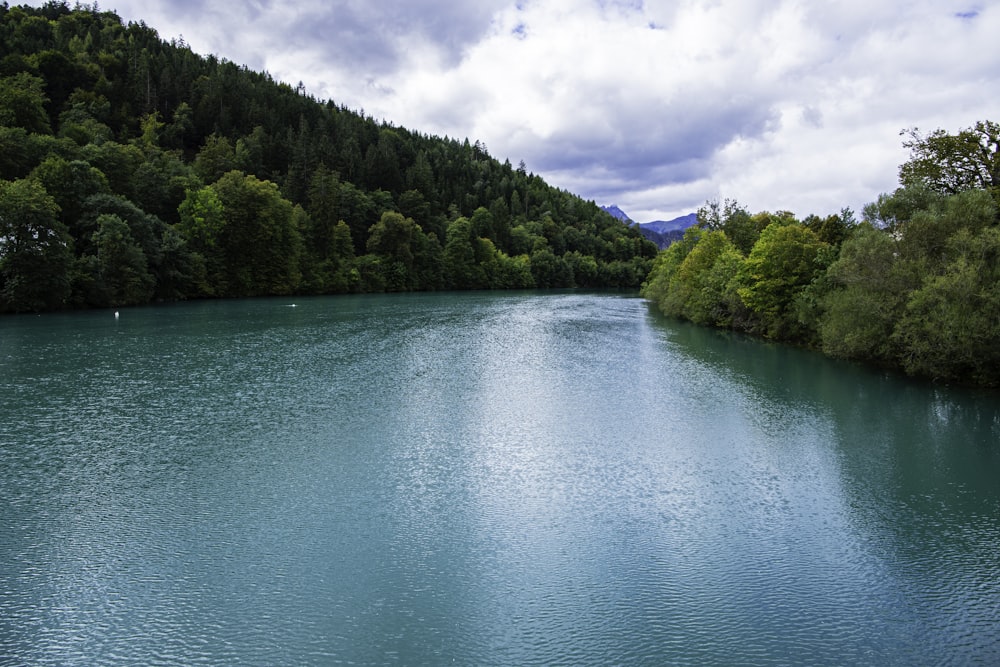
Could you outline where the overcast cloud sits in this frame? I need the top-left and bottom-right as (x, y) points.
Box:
(58, 0), (1000, 221)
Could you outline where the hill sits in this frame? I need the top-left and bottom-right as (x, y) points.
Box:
(0, 2), (657, 312)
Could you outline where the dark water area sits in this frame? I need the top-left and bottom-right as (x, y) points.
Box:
(2, 292), (998, 665)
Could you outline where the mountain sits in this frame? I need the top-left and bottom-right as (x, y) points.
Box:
(600, 204), (633, 224)
(641, 213), (698, 234)
(0, 3), (658, 313)
(601, 207), (697, 249)
(638, 213), (698, 249)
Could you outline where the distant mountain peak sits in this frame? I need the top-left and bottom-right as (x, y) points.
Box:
(639, 212), (698, 234)
(601, 205), (699, 248)
(601, 204), (633, 224)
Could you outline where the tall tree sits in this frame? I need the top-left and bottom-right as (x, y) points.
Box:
(736, 222), (828, 339)
(443, 217), (483, 289)
(92, 213), (155, 306)
(212, 170), (302, 296)
(366, 210), (421, 291)
(0, 72), (52, 134)
(0, 178), (73, 312)
(899, 121), (1000, 200)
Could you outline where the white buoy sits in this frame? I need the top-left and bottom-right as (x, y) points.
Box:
(114, 311), (119, 319)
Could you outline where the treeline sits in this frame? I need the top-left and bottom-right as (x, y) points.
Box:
(0, 2), (656, 312)
(642, 121), (1000, 386)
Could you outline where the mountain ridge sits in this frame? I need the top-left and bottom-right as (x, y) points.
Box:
(600, 206), (697, 248)
(0, 3), (659, 312)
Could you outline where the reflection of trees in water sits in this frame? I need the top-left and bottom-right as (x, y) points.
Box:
(649, 304), (1000, 660)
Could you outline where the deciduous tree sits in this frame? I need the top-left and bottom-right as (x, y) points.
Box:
(899, 121), (1000, 201)
(0, 178), (73, 312)
(92, 213), (154, 306)
(737, 222), (827, 339)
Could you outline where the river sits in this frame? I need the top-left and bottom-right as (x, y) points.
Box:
(1, 292), (998, 665)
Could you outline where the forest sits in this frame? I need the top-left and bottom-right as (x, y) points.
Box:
(0, 2), (657, 313)
(4, 4), (996, 387)
(641, 120), (1000, 386)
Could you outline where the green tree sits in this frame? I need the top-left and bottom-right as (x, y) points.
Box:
(155, 224), (201, 300)
(892, 229), (1000, 385)
(0, 178), (73, 312)
(818, 225), (915, 363)
(79, 193), (166, 268)
(0, 72), (51, 134)
(509, 223), (544, 256)
(529, 247), (572, 288)
(81, 141), (146, 203)
(301, 165), (359, 293)
(29, 156), (109, 230)
(138, 112), (165, 150)
(470, 206), (495, 242)
(92, 213), (155, 306)
(405, 149), (437, 203)
(130, 146), (195, 225)
(162, 102), (194, 150)
(696, 198), (759, 255)
(564, 250), (599, 288)
(412, 229), (444, 290)
(495, 251), (534, 289)
(398, 188), (442, 242)
(676, 230), (744, 326)
(736, 222), (827, 339)
(700, 245), (747, 328)
(803, 208), (856, 247)
(897, 189), (996, 271)
(193, 133), (236, 184)
(366, 210), (421, 291)
(899, 121), (1000, 200)
(177, 185), (225, 293)
(443, 216), (482, 289)
(0, 127), (40, 181)
(212, 170), (302, 296)
(640, 225), (704, 316)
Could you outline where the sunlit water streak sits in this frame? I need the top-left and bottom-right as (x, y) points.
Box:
(2, 292), (999, 665)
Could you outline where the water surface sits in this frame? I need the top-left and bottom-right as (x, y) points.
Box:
(2, 292), (998, 665)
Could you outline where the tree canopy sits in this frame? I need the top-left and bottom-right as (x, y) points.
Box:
(899, 121), (1000, 199)
(643, 121), (1000, 387)
(0, 1), (656, 312)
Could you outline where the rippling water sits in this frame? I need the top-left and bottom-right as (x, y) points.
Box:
(2, 292), (999, 665)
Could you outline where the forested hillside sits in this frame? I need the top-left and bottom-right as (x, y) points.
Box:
(0, 2), (657, 312)
(642, 121), (1000, 386)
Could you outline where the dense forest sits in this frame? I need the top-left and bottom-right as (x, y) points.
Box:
(642, 120), (1000, 386)
(0, 2), (657, 313)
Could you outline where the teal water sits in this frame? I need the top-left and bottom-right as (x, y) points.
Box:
(1, 292), (998, 665)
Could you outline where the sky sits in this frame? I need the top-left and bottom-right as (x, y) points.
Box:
(49, 0), (1000, 222)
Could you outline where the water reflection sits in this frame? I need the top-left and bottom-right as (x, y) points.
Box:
(647, 307), (1000, 664)
(1, 294), (998, 665)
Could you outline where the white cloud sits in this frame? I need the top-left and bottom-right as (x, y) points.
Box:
(38, 0), (1000, 222)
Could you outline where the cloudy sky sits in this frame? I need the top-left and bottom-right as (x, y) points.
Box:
(57, 1), (1000, 221)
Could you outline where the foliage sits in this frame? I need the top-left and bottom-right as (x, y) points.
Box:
(0, 2), (655, 312)
(644, 122), (1000, 386)
(92, 212), (155, 306)
(0, 177), (73, 312)
(892, 228), (1000, 384)
(0, 72), (51, 134)
(899, 121), (1000, 200)
(736, 222), (828, 339)
(818, 225), (911, 363)
(211, 170), (301, 296)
